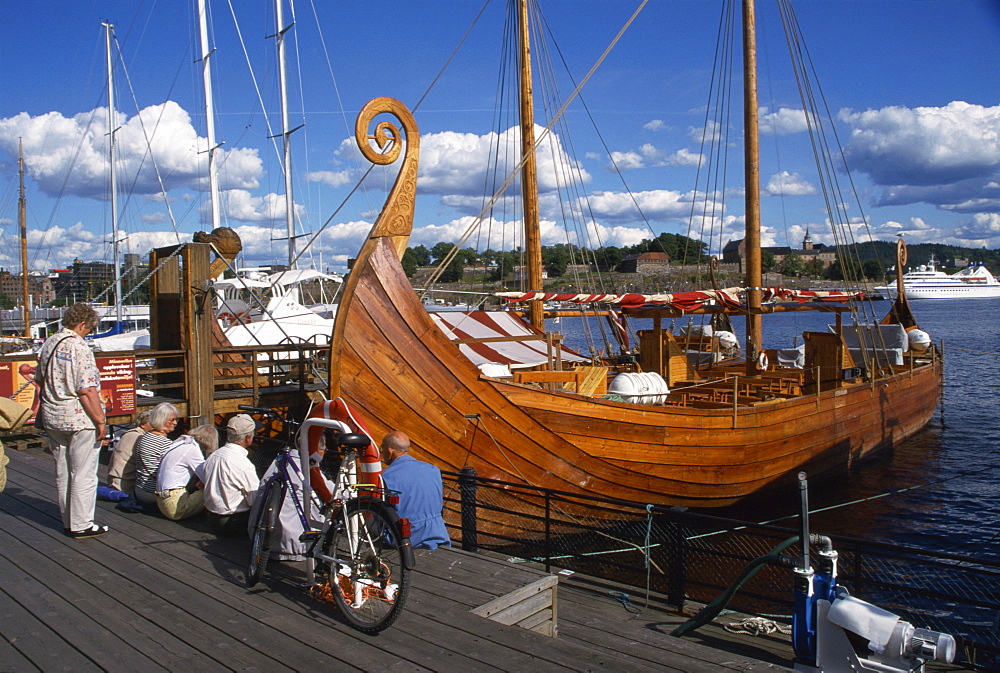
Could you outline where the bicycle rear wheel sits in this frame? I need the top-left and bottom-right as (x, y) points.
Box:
(322, 497), (411, 634)
(246, 481), (284, 588)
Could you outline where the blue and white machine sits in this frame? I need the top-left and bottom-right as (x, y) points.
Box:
(791, 473), (956, 673)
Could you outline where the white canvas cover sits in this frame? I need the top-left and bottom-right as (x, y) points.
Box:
(430, 311), (588, 369)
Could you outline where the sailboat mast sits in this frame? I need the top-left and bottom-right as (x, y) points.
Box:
(275, 0), (297, 269)
(517, 0), (544, 331)
(104, 22), (124, 322)
(742, 0), (763, 372)
(197, 0), (222, 231)
(18, 140), (29, 339)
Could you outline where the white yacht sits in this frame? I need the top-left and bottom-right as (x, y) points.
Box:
(875, 256), (1000, 300)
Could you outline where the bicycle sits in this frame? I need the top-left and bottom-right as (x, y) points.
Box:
(240, 403), (415, 634)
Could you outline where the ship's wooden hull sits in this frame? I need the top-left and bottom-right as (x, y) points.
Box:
(330, 97), (942, 509)
(331, 236), (942, 508)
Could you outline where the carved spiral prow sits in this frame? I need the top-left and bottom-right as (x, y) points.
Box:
(354, 97), (420, 255)
(885, 237), (918, 329)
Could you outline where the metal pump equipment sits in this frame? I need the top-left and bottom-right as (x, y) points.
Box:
(792, 473), (957, 673)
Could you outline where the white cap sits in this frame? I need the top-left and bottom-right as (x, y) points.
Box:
(227, 413), (255, 435)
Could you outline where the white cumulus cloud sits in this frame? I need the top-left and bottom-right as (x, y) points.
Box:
(764, 171), (817, 196)
(759, 107), (811, 135)
(0, 102), (263, 200)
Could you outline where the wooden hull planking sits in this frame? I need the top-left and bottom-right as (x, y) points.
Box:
(332, 236), (942, 508)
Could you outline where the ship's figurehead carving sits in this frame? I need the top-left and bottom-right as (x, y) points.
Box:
(354, 97), (420, 259)
(194, 227), (243, 278)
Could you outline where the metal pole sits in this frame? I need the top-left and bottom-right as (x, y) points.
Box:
(459, 467), (479, 552)
(104, 23), (123, 322)
(275, 0), (297, 269)
(197, 0), (222, 231)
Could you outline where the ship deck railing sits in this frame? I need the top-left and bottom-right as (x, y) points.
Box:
(0, 341), (328, 425)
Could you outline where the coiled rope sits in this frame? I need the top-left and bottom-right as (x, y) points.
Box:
(724, 616), (792, 636)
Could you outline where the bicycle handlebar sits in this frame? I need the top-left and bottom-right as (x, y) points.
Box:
(238, 404), (279, 416)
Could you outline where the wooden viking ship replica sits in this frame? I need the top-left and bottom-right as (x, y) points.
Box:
(328, 0), (942, 509)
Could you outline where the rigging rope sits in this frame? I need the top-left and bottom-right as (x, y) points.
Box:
(424, 0), (651, 290)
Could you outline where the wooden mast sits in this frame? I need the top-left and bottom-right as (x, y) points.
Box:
(18, 140), (29, 339)
(518, 0), (545, 331)
(742, 0), (763, 374)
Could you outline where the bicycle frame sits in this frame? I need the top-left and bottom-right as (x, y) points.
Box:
(296, 416), (363, 584)
(261, 446), (313, 536)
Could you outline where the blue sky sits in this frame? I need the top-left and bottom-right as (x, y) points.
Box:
(0, 0), (998, 274)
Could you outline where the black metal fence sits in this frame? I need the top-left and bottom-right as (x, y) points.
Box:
(442, 468), (1000, 671)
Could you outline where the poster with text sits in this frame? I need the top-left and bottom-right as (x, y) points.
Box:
(97, 356), (136, 417)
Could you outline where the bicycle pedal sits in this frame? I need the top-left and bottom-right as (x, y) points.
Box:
(299, 530), (321, 543)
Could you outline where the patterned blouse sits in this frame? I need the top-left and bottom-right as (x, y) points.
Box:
(37, 328), (102, 432)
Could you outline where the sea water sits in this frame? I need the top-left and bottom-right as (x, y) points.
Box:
(550, 300), (1000, 559)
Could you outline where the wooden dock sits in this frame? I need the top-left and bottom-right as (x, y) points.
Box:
(0, 446), (971, 672)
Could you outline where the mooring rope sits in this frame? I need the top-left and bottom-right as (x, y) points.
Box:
(464, 414), (665, 581)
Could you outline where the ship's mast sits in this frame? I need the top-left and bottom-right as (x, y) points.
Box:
(18, 140), (29, 339)
(274, 0), (299, 269)
(197, 0), (222, 231)
(517, 0), (544, 331)
(104, 22), (124, 322)
(742, 0), (763, 373)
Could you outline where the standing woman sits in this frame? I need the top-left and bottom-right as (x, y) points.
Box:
(36, 303), (108, 538)
(133, 403), (179, 508)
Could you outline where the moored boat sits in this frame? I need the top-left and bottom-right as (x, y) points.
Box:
(327, 1), (943, 509)
(874, 255), (1000, 300)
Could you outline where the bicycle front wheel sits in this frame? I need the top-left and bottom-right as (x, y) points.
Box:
(247, 481), (284, 588)
(322, 497), (411, 634)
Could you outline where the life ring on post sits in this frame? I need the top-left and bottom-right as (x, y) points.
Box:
(304, 398), (381, 498)
(756, 352), (769, 371)
(216, 310), (250, 327)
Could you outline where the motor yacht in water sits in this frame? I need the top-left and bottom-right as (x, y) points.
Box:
(874, 256), (1000, 300)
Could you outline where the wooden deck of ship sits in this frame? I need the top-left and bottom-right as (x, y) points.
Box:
(1, 446), (972, 672)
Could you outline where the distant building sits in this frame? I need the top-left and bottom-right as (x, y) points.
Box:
(0, 270), (54, 307)
(50, 259), (115, 303)
(723, 229), (835, 273)
(617, 251), (670, 273)
(513, 266), (548, 282)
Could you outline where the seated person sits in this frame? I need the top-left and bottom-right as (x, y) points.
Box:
(203, 414), (259, 536)
(155, 424), (219, 520)
(133, 403), (180, 507)
(380, 431), (451, 550)
(107, 410), (152, 495)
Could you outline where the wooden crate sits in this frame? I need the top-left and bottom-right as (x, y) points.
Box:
(471, 575), (559, 637)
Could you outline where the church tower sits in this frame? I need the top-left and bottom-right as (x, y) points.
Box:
(802, 228), (814, 251)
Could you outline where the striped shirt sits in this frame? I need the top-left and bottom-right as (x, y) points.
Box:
(134, 433), (173, 495)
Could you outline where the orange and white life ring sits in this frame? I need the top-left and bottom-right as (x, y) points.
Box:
(756, 352), (769, 371)
(304, 398), (381, 497)
(216, 310), (250, 326)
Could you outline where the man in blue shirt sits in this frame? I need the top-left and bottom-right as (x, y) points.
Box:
(380, 431), (451, 550)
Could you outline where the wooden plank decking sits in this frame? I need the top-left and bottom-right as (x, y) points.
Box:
(0, 446), (804, 672)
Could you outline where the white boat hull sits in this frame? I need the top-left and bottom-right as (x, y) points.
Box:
(875, 284), (1000, 300)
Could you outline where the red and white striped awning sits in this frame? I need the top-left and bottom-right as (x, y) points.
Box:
(430, 311), (588, 369)
(496, 289), (743, 310)
(496, 287), (863, 310)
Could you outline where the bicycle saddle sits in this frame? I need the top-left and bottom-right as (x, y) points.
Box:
(335, 433), (370, 451)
